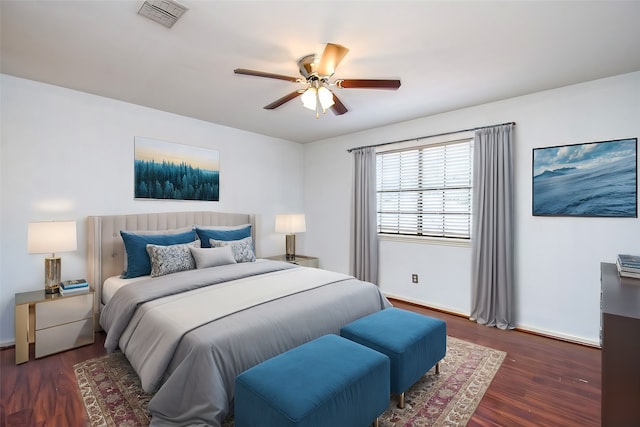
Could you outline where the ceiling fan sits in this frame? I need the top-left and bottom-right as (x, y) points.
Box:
(234, 43), (401, 118)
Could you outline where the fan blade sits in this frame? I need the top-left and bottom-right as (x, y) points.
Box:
(317, 43), (350, 77)
(264, 90), (303, 110)
(234, 68), (300, 82)
(337, 79), (401, 89)
(331, 93), (348, 115)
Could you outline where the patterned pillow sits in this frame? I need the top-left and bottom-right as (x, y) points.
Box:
(146, 240), (200, 278)
(209, 236), (256, 263)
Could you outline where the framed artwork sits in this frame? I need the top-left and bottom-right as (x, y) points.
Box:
(134, 137), (220, 201)
(532, 138), (637, 217)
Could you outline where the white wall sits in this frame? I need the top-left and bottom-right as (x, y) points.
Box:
(0, 75), (305, 345)
(3, 72), (638, 347)
(304, 71), (640, 345)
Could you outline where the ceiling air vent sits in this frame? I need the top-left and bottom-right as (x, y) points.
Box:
(138, 0), (188, 28)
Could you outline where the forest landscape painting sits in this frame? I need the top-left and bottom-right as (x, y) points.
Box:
(134, 137), (219, 201)
(533, 138), (637, 217)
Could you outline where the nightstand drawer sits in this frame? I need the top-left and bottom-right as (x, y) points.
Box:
(35, 293), (93, 330)
(35, 318), (94, 358)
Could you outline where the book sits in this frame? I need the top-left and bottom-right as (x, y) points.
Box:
(616, 259), (640, 274)
(60, 283), (88, 291)
(616, 259), (640, 279)
(617, 254), (640, 270)
(60, 279), (89, 290)
(59, 286), (90, 296)
(619, 269), (640, 280)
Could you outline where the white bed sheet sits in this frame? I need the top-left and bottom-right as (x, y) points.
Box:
(102, 259), (269, 305)
(102, 275), (149, 305)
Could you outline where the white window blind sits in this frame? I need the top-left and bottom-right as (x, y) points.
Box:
(376, 139), (473, 239)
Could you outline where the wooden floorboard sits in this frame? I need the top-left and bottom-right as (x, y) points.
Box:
(0, 300), (600, 426)
(390, 300), (601, 427)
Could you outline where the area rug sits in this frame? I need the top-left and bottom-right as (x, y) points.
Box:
(74, 336), (505, 427)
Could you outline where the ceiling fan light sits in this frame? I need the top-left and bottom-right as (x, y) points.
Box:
(301, 87), (317, 110)
(317, 87), (335, 110)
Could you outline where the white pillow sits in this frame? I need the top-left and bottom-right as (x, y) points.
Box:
(189, 245), (237, 269)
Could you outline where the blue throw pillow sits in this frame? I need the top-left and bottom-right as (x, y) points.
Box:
(121, 229), (197, 278)
(196, 225), (252, 248)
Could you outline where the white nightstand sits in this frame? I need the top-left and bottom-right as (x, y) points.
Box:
(14, 288), (95, 364)
(265, 254), (319, 268)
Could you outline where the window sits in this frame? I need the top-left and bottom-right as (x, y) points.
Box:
(376, 138), (473, 240)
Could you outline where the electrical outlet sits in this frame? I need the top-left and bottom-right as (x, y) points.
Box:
(412, 274), (419, 284)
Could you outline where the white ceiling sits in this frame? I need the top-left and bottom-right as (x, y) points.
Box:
(2, 1), (640, 144)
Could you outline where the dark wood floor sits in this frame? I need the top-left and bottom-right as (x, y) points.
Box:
(396, 301), (601, 427)
(1, 300), (600, 426)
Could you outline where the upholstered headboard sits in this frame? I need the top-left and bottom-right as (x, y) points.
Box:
(87, 211), (256, 328)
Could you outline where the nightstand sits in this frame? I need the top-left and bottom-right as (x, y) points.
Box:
(265, 254), (319, 268)
(15, 288), (95, 364)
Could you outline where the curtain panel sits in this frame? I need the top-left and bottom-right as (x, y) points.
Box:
(470, 124), (514, 329)
(351, 147), (379, 284)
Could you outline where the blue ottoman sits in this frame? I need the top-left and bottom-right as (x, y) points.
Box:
(235, 334), (390, 427)
(340, 307), (446, 408)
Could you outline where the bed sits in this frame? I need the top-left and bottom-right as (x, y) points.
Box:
(87, 211), (391, 426)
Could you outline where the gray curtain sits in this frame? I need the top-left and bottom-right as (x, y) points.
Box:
(351, 147), (378, 284)
(470, 124), (514, 329)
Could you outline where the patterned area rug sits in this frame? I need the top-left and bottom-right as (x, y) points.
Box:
(74, 336), (505, 427)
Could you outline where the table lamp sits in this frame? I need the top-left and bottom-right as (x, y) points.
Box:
(275, 214), (306, 260)
(28, 220), (77, 294)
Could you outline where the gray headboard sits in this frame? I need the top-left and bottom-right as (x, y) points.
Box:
(87, 211), (256, 328)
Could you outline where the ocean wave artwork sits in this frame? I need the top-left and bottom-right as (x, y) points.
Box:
(533, 138), (637, 217)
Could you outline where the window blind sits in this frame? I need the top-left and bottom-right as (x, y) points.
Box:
(376, 139), (473, 239)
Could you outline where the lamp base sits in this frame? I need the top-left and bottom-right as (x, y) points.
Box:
(44, 257), (61, 294)
(285, 234), (296, 261)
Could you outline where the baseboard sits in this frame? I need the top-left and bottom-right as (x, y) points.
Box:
(0, 341), (16, 351)
(513, 323), (600, 348)
(384, 293), (468, 318)
(385, 294), (601, 349)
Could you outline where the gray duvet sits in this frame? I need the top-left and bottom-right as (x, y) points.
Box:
(100, 261), (391, 426)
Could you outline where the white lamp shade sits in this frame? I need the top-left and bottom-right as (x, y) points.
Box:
(275, 214), (306, 234)
(301, 87), (317, 110)
(317, 87), (335, 110)
(28, 220), (77, 254)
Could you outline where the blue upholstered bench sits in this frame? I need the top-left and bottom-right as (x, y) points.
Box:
(340, 307), (446, 409)
(234, 334), (390, 427)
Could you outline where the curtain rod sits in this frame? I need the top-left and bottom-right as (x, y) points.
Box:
(346, 121), (516, 153)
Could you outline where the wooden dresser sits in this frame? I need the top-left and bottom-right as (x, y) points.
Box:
(600, 262), (640, 426)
